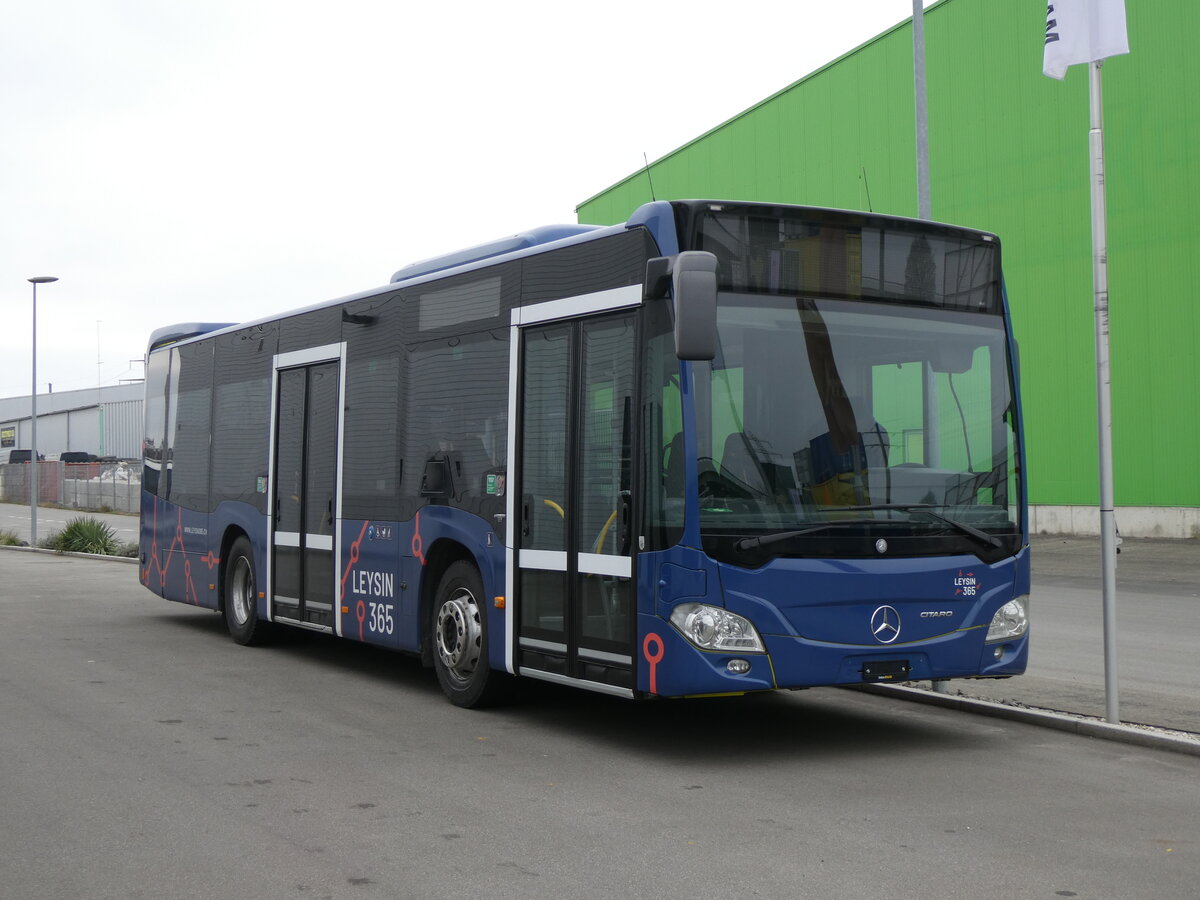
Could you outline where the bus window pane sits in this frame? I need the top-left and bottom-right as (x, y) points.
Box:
(143, 350), (169, 497)
(519, 326), (569, 551)
(640, 301), (684, 551)
(520, 569), (566, 644)
(166, 342), (212, 511)
(579, 573), (630, 649)
(304, 363), (338, 537)
(404, 330), (509, 520)
(275, 369), (305, 536)
(342, 293), (403, 521)
(212, 324), (276, 513)
(578, 315), (634, 555)
(303, 543), (333, 610)
(275, 546), (300, 604)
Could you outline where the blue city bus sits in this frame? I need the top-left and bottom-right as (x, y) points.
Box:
(140, 200), (1029, 707)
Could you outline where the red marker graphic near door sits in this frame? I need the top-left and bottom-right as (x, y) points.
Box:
(642, 632), (664, 694)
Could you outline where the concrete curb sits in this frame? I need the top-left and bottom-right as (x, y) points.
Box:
(851, 683), (1200, 758)
(0, 544), (139, 565)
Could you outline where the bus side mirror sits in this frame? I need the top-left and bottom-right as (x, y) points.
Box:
(644, 256), (673, 300)
(672, 251), (718, 361)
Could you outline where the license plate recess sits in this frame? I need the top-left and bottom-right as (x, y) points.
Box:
(861, 660), (912, 683)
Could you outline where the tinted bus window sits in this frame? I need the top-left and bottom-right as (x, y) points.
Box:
(403, 328), (508, 521)
(143, 350), (169, 497)
(342, 293), (404, 521)
(165, 342), (213, 511)
(212, 324), (277, 513)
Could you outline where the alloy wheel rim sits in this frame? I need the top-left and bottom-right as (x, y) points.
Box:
(435, 587), (482, 682)
(231, 558), (253, 626)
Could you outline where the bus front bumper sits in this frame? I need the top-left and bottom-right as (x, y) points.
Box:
(638, 613), (1028, 697)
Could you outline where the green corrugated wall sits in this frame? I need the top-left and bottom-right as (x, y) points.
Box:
(577, 0), (1200, 510)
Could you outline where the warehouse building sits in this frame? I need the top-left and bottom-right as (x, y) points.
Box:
(0, 383), (143, 462)
(577, 0), (1198, 538)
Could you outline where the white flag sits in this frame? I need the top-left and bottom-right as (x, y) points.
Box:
(1044, 0), (1130, 80)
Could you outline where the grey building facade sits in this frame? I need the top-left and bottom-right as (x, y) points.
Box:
(0, 383), (143, 461)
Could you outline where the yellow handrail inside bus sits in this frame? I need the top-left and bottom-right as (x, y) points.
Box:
(593, 509), (619, 553)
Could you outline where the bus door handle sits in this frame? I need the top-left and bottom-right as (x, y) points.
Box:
(618, 490), (632, 555)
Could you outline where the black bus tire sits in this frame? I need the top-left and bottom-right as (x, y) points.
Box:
(224, 536), (272, 645)
(431, 560), (508, 708)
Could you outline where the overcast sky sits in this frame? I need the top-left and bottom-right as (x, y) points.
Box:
(2, 0), (934, 401)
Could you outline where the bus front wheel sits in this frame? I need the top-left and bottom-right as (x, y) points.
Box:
(431, 560), (507, 708)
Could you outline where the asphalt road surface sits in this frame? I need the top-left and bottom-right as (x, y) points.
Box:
(949, 535), (1200, 734)
(4, 501), (1196, 732)
(0, 502), (138, 545)
(1, 551), (1198, 899)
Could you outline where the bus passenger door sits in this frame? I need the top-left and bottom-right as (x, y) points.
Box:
(511, 303), (638, 696)
(269, 346), (343, 631)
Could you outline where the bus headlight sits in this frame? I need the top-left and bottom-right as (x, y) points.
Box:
(986, 595), (1029, 642)
(669, 603), (765, 653)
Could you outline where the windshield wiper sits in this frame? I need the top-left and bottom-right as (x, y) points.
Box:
(821, 504), (1003, 550)
(735, 519), (882, 551)
(733, 505), (1004, 554)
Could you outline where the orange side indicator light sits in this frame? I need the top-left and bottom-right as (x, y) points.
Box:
(494, 596), (506, 609)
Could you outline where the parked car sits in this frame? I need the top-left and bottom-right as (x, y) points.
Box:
(58, 451), (97, 463)
(7, 450), (43, 463)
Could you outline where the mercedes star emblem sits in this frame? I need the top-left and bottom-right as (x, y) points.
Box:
(871, 605), (901, 644)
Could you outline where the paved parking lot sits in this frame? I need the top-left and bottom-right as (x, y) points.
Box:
(3, 503), (1196, 732)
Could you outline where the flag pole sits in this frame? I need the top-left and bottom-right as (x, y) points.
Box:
(911, 0), (948, 696)
(912, 0), (931, 220)
(1088, 59), (1120, 725)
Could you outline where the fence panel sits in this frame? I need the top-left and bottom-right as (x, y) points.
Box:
(0, 461), (141, 513)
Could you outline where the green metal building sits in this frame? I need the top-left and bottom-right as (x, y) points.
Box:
(578, 0), (1199, 538)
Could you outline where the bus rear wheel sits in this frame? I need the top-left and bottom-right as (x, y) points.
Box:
(431, 560), (508, 708)
(224, 536), (273, 646)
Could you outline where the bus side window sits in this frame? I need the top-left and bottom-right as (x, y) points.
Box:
(165, 342), (213, 511)
(404, 330), (508, 518)
(212, 324), (277, 514)
(641, 301), (684, 550)
(341, 294), (403, 522)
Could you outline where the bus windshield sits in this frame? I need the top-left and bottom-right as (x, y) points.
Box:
(693, 293), (1021, 564)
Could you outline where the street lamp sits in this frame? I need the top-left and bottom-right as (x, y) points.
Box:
(28, 276), (58, 547)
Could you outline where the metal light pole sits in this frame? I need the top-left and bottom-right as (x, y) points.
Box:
(28, 276), (58, 547)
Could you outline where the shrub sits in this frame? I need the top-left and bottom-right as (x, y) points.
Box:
(0, 529), (22, 547)
(38, 530), (65, 551)
(54, 516), (120, 555)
